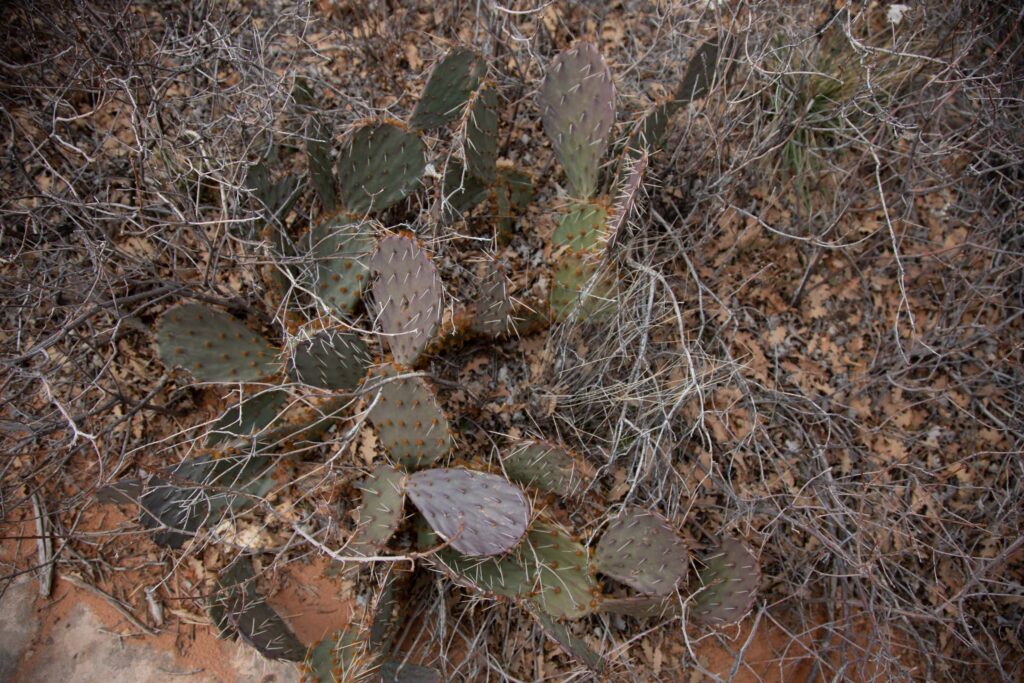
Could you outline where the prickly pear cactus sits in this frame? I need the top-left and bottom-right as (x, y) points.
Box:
(206, 389), (289, 446)
(306, 114), (337, 212)
(337, 121), (426, 215)
(424, 519), (598, 619)
(539, 41), (615, 199)
(608, 150), (647, 249)
(289, 330), (371, 392)
(211, 560), (306, 661)
(469, 260), (512, 337)
(494, 166), (534, 238)
(593, 508), (688, 596)
(157, 303), (278, 383)
(500, 440), (590, 498)
(464, 85), (498, 183)
(548, 199), (617, 321)
(348, 465), (408, 556)
(552, 202), (608, 251)
(406, 467), (530, 557)
(306, 217), (375, 318)
(625, 38), (721, 159)
(526, 521), (600, 619)
(550, 251), (616, 320)
(410, 47), (486, 132)
(366, 365), (451, 469)
(530, 608), (604, 672)
(442, 160), (489, 218)
(303, 626), (377, 682)
(691, 538), (760, 627)
(368, 235), (442, 366)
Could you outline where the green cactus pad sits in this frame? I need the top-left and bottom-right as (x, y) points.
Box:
(624, 38), (721, 160)
(526, 521), (599, 619)
(539, 41), (615, 199)
(530, 608), (604, 672)
(137, 454), (277, 548)
(470, 260), (512, 337)
(211, 560), (305, 661)
(157, 303), (279, 383)
(368, 235), (442, 367)
(406, 467), (530, 557)
(599, 595), (678, 619)
(303, 626), (376, 682)
(246, 163), (301, 224)
(691, 538), (760, 627)
(380, 660), (441, 683)
(594, 508), (688, 596)
(494, 166), (533, 237)
(500, 440), (589, 498)
(306, 114), (337, 212)
(626, 103), (673, 158)
(422, 524), (530, 599)
(425, 520), (597, 619)
(367, 365), (451, 469)
(348, 465), (408, 557)
(337, 121), (426, 215)
(552, 202), (608, 251)
(369, 569), (406, 650)
(608, 151), (647, 249)
(550, 252), (616, 321)
(260, 395), (351, 447)
(674, 37), (721, 105)
(307, 216), (375, 318)
(289, 330), (371, 392)
(464, 86), (498, 183)
(409, 47), (486, 131)
(442, 159), (489, 217)
(206, 389), (289, 446)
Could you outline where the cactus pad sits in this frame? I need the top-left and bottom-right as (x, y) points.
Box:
(380, 661), (441, 683)
(526, 521), (599, 619)
(337, 121), (426, 215)
(368, 235), (442, 366)
(625, 38), (721, 159)
(406, 467), (530, 557)
(206, 389), (289, 446)
(608, 151), (647, 249)
(157, 303), (279, 383)
(348, 465), (408, 556)
(691, 538), (760, 627)
(494, 166), (533, 237)
(552, 202), (608, 251)
(290, 330), (371, 392)
(599, 594), (678, 619)
(531, 608), (604, 672)
(306, 114), (337, 212)
(303, 626), (377, 682)
(464, 86), (498, 183)
(674, 37), (721, 105)
(307, 216), (375, 318)
(138, 454), (276, 548)
(500, 440), (589, 498)
(410, 47), (486, 131)
(539, 41), (615, 199)
(246, 163), (301, 224)
(443, 160), (489, 216)
(594, 508), (688, 596)
(470, 260), (512, 337)
(550, 252), (616, 321)
(367, 365), (451, 468)
(211, 560), (305, 661)
(424, 519), (598, 619)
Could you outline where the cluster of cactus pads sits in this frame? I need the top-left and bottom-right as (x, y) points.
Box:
(117, 37), (754, 678)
